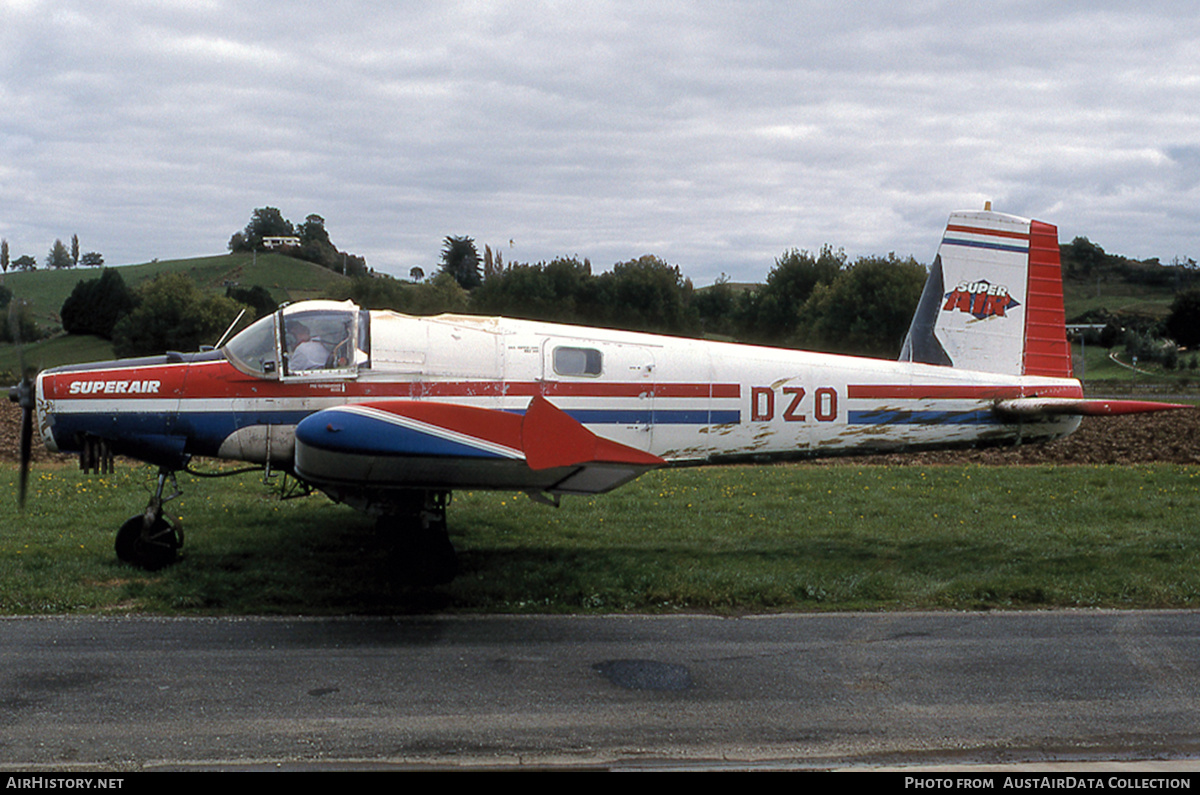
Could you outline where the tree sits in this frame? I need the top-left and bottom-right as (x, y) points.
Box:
(61, 269), (135, 339)
(80, 251), (104, 267)
(738, 246), (844, 344)
(411, 271), (470, 314)
(248, 206), (294, 241)
(112, 273), (245, 357)
(593, 255), (700, 336)
(47, 239), (72, 269)
(439, 236), (481, 290)
(225, 284), (276, 319)
(471, 256), (596, 323)
(791, 254), (927, 357)
(1166, 287), (1200, 349)
(230, 207), (295, 252)
(12, 254), (36, 272)
(71, 234), (79, 267)
(409, 267), (425, 282)
(0, 299), (41, 344)
(293, 213), (340, 270)
(1063, 236), (1107, 278)
(694, 275), (738, 337)
(330, 274), (414, 311)
(229, 208), (367, 276)
(298, 214), (330, 247)
(1, 238), (8, 273)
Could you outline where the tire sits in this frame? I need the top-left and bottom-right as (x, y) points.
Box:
(115, 515), (181, 571)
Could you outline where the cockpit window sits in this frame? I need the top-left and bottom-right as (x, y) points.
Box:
(222, 302), (369, 379)
(223, 314), (278, 376)
(282, 308), (363, 377)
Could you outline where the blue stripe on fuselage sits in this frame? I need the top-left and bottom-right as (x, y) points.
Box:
(848, 409), (1001, 426)
(51, 405), (744, 457)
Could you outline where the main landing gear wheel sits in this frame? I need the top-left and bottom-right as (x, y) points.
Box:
(115, 514), (182, 571)
(378, 490), (459, 586)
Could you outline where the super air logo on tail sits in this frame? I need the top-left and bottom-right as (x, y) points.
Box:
(899, 210), (1039, 377)
(942, 280), (1020, 319)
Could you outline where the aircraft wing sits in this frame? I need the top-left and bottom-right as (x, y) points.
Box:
(293, 395), (666, 497)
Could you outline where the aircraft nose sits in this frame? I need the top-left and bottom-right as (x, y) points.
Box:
(34, 370), (60, 453)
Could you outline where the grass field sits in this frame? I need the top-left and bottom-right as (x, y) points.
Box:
(1062, 276), (1178, 320)
(2, 461), (1198, 615)
(0, 333), (115, 379)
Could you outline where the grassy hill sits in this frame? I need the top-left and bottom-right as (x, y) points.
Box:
(1062, 275), (1180, 321)
(3, 251), (349, 332)
(1, 252), (350, 377)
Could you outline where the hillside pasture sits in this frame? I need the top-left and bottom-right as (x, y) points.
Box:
(3, 252), (348, 333)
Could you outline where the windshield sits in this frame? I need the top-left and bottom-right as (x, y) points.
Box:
(223, 313), (278, 376)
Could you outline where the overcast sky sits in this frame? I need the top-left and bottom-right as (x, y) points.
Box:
(2, 0), (1198, 284)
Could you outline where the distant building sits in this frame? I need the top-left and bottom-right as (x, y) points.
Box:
(262, 236), (300, 250)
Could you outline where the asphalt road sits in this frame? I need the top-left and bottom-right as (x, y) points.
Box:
(2, 611), (1200, 771)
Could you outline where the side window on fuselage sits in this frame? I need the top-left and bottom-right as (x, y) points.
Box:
(553, 346), (602, 377)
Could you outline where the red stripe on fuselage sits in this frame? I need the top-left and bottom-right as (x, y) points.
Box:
(44, 363), (190, 399)
(48, 360), (743, 402)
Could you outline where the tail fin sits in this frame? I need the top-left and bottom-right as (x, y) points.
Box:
(899, 209), (1073, 378)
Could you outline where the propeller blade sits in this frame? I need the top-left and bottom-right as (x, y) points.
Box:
(16, 379), (33, 509)
(8, 300), (35, 509)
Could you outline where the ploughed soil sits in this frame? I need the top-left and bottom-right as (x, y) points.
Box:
(2, 393), (1198, 467)
(831, 406), (1200, 467)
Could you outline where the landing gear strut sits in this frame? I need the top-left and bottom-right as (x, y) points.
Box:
(377, 490), (458, 586)
(115, 468), (183, 571)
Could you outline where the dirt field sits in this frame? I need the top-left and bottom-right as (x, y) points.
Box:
(4, 393), (1198, 467)
(834, 407), (1200, 466)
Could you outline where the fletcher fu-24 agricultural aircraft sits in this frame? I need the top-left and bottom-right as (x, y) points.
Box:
(8, 208), (1189, 582)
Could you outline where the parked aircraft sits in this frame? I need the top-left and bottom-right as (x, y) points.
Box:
(8, 208), (1188, 582)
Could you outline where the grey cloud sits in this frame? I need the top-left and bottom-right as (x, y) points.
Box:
(1, 0), (1198, 278)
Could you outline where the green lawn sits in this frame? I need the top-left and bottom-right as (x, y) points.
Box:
(2, 461), (1197, 615)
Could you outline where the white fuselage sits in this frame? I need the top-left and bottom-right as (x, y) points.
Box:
(361, 311), (1082, 463)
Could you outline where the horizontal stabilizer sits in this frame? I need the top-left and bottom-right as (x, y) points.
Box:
(995, 398), (1193, 416)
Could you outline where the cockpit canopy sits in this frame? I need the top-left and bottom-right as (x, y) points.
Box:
(223, 300), (369, 379)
